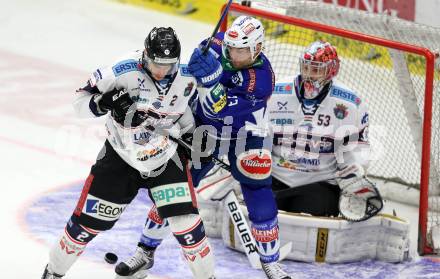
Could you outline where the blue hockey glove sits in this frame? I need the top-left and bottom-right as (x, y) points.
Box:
(188, 48), (222, 87)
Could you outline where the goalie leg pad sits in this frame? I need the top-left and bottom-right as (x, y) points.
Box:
(139, 205), (170, 248)
(168, 214), (215, 279)
(223, 208), (410, 263)
(49, 217), (100, 275)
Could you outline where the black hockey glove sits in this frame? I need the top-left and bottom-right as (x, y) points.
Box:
(97, 88), (134, 124)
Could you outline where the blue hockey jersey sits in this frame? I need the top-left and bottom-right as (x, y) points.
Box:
(193, 32), (275, 138)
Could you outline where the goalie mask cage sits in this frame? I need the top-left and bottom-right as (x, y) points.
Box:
(221, 1), (440, 255)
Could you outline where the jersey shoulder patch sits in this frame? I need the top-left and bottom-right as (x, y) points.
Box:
(329, 85), (361, 106)
(273, 82), (294, 95)
(179, 64), (192, 77)
(112, 59), (140, 77)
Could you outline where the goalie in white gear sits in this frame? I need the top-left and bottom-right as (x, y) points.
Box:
(41, 27), (215, 279)
(197, 40), (409, 263)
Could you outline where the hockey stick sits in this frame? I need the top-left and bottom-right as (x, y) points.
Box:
(201, 0), (234, 54)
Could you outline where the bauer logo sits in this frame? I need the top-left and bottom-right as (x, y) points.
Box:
(151, 183), (191, 208)
(237, 149), (272, 180)
(83, 195), (127, 221)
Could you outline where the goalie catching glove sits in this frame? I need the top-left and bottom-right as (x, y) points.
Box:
(336, 164), (383, 222)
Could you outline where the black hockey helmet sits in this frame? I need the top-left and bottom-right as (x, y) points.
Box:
(142, 27), (181, 77)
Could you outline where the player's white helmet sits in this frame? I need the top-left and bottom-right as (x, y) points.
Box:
(300, 41), (340, 99)
(222, 16), (265, 62)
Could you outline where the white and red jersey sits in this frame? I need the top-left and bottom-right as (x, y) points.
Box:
(269, 75), (370, 187)
(73, 50), (197, 173)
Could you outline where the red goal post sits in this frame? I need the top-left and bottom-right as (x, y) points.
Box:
(220, 2), (438, 255)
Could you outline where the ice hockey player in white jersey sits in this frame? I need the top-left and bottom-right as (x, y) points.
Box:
(41, 27), (215, 279)
(269, 40), (382, 221)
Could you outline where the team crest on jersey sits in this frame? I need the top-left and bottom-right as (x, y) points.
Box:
(184, 81), (194, 97)
(334, 104), (348, 119)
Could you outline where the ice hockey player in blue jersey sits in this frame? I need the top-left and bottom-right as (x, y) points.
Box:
(117, 16), (291, 279)
(188, 16), (288, 279)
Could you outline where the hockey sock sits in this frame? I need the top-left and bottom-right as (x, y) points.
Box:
(48, 218), (99, 275)
(240, 184), (280, 263)
(251, 217), (280, 263)
(168, 214), (215, 279)
(139, 205), (170, 248)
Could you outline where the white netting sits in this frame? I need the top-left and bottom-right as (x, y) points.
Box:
(230, 0), (440, 252)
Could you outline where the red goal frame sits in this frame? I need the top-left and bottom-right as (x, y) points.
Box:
(220, 3), (437, 255)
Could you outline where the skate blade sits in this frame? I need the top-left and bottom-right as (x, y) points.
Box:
(114, 270), (149, 279)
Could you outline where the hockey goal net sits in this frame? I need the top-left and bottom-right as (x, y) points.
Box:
(222, 1), (440, 255)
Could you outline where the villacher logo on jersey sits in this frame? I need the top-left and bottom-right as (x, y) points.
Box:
(237, 150), (272, 180)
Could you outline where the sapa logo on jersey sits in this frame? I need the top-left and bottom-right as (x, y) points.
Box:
(151, 183), (191, 208)
(270, 118), (293, 126)
(237, 149), (272, 180)
(83, 195), (127, 221)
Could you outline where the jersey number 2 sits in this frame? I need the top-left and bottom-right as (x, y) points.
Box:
(169, 95), (178, 106)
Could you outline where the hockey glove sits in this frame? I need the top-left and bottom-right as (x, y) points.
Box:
(188, 48), (223, 87)
(96, 88), (134, 125)
(338, 175), (383, 222)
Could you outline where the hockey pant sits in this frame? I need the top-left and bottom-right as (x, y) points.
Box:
(47, 141), (214, 278)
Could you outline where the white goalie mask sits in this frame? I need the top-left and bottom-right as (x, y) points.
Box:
(222, 16), (265, 64)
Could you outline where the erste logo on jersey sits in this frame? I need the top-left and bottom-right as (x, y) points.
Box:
(112, 59), (139, 77)
(237, 149), (272, 180)
(273, 83), (293, 94)
(330, 87), (361, 106)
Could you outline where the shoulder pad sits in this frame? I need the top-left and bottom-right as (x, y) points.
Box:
(273, 82), (294, 95)
(330, 85), (362, 106)
(179, 64), (192, 77)
(112, 59), (140, 77)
